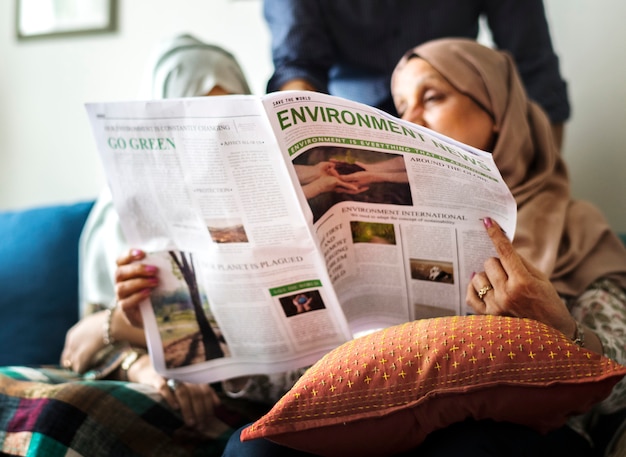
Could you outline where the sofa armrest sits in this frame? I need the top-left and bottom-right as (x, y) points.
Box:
(0, 201), (94, 365)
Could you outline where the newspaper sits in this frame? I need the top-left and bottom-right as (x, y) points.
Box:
(85, 91), (517, 383)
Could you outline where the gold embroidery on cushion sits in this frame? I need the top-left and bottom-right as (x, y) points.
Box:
(249, 315), (626, 429)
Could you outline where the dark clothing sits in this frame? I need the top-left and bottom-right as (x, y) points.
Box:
(221, 420), (592, 456)
(264, 0), (570, 122)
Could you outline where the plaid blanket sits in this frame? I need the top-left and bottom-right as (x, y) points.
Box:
(0, 366), (265, 457)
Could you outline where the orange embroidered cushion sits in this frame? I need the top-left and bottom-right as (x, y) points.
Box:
(241, 315), (626, 457)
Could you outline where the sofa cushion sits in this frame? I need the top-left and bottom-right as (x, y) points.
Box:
(0, 201), (94, 365)
(242, 315), (626, 457)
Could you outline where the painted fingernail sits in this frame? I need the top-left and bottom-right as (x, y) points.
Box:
(145, 265), (157, 273)
(470, 272), (476, 279)
(131, 249), (142, 257)
(483, 217), (493, 228)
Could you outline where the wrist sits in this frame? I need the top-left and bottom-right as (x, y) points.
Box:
(119, 349), (148, 382)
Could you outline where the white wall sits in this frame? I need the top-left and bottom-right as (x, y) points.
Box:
(2, 0), (625, 232)
(544, 1), (626, 234)
(0, 0), (272, 210)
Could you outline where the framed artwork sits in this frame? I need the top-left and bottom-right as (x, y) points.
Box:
(16, 0), (117, 40)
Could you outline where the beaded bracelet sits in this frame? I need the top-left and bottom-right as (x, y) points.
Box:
(572, 320), (585, 347)
(103, 308), (116, 346)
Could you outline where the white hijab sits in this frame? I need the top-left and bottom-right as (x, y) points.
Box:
(142, 34), (251, 99)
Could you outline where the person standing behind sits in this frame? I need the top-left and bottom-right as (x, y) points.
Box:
(263, 0), (569, 148)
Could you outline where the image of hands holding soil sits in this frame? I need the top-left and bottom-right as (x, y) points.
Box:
(293, 146), (413, 222)
(278, 290), (326, 317)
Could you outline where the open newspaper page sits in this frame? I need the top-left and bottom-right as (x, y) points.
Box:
(85, 95), (353, 383)
(261, 91), (517, 337)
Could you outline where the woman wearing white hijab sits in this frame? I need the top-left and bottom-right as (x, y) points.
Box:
(76, 34), (251, 323)
(62, 33), (251, 433)
(78, 34), (251, 323)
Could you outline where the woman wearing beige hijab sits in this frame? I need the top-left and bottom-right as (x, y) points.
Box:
(390, 37), (626, 455)
(223, 38), (626, 456)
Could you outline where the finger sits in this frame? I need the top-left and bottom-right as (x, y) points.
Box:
(483, 257), (508, 289)
(60, 349), (73, 370)
(191, 386), (215, 429)
(159, 381), (180, 411)
(175, 385), (198, 427)
(470, 271), (490, 292)
(483, 218), (527, 277)
(466, 281), (486, 314)
(73, 356), (88, 373)
(115, 263), (158, 284)
(115, 274), (158, 300)
(199, 386), (221, 431)
(117, 288), (150, 327)
(117, 283), (151, 318)
(469, 271), (495, 312)
(116, 248), (146, 266)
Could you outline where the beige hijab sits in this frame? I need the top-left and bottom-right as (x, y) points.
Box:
(392, 38), (626, 296)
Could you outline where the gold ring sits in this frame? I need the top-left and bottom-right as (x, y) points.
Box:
(477, 285), (493, 300)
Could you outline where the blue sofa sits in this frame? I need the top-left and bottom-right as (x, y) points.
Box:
(1, 200), (626, 367)
(0, 200), (94, 366)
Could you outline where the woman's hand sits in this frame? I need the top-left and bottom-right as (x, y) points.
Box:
(61, 310), (109, 372)
(128, 354), (221, 433)
(115, 249), (159, 328)
(466, 217), (576, 339)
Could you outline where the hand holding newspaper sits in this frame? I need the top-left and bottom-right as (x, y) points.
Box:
(85, 91), (516, 383)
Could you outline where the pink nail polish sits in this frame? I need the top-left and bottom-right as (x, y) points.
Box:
(470, 272), (476, 279)
(131, 249), (142, 257)
(145, 265), (157, 273)
(483, 217), (493, 228)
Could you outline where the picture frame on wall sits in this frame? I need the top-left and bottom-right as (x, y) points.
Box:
(16, 0), (117, 40)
